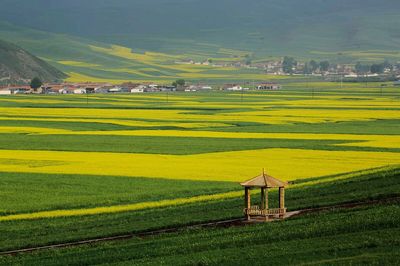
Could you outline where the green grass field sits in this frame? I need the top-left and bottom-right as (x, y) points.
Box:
(2, 205), (399, 265)
(0, 167), (399, 264)
(0, 83), (399, 264)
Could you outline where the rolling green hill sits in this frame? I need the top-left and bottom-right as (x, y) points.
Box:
(0, 0), (400, 61)
(0, 39), (66, 83)
(1, 0), (399, 83)
(0, 21), (287, 84)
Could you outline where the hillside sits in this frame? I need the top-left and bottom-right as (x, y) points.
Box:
(0, 21), (282, 84)
(0, 0), (400, 61)
(0, 39), (66, 83)
(1, 0), (400, 83)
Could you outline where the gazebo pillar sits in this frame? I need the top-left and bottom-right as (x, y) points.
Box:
(260, 188), (268, 210)
(244, 187), (251, 220)
(260, 188), (265, 209)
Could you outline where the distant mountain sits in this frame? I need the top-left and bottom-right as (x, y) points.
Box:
(0, 39), (66, 83)
(0, 0), (400, 59)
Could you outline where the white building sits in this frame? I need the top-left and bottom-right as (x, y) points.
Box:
(225, 85), (243, 91)
(0, 89), (13, 95)
(73, 88), (86, 94)
(0, 88), (30, 94)
(131, 85), (145, 93)
(59, 88), (73, 94)
(108, 87), (122, 93)
(256, 83), (281, 90)
(201, 86), (212, 90)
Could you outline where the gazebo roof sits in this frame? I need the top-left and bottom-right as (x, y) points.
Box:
(240, 170), (288, 188)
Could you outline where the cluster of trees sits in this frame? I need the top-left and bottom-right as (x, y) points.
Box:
(283, 57), (398, 75)
(303, 60), (330, 74)
(30, 77), (42, 89)
(282, 57), (331, 74)
(282, 57), (297, 74)
(172, 79), (186, 87)
(355, 61), (393, 74)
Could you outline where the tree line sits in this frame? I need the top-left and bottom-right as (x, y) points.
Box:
(282, 56), (398, 75)
(282, 57), (331, 74)
(354, 61), (394, 74)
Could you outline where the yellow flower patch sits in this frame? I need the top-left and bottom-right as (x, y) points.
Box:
(0, 148), (398, 182)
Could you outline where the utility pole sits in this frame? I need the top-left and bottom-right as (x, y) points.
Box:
(340, 73), (343, 89)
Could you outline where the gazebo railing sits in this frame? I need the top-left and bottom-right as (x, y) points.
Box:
(244, 206), (286, 216)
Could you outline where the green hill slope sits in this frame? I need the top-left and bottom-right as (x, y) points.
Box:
(1, 0), (399, 83)
(0, 39), (66, 83)
(0, 21), (282, 83)
(0, 0), (400, 60)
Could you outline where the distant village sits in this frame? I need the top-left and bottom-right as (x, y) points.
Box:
(2, 57), (400, 95)
(182, 57), (400, 79)
(0, 81), (282, 95)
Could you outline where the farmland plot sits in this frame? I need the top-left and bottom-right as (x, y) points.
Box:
(0, 83), (399, 258)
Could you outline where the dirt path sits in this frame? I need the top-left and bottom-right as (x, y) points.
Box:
(1, 196), (399, 256)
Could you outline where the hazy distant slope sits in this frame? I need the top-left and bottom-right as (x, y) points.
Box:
(0, 39), (66, 83)
(0, 0), (400, 58)
(0, 22), (272, 83)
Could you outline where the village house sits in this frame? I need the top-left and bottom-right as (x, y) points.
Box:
(0, 85), (31, 95)
(73, 88), (86, 94)
(108, 87), (123, 93)
(159, 86), (176, 92)
(84, 87), (96, 94)
(0, 88), (17, 95)
(256, 82), (281, 90)
(185, 85), (212, 92)
(145, 84), (160, 92)
(131, 85), (146, 93)
(59, 88), (73, 94)
(224, 84), (243, 91)
(94, 86), (112, 94)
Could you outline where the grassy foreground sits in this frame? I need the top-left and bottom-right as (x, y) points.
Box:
(0, 86), (399, 264)
(0, 166), (399, 254)
(1, 204), (398, 265)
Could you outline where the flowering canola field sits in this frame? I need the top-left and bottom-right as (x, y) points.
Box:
(0, 86), (399, 220)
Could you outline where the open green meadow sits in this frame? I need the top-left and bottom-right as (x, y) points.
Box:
(0, 82), (399, 264)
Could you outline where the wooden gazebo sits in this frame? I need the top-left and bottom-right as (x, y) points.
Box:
(240, 169), (288, 221)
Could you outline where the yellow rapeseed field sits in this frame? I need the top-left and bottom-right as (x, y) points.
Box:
(0, 148), (398, 182)
(0, 90), (399, 221)
(2, 106), (400, 125)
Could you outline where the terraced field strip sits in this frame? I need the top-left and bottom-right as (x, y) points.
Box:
(1, 107), (400, 126)
(0, 191), (242, 222)
(0, 148), (399, 181)
(0, 127), (399, 149)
